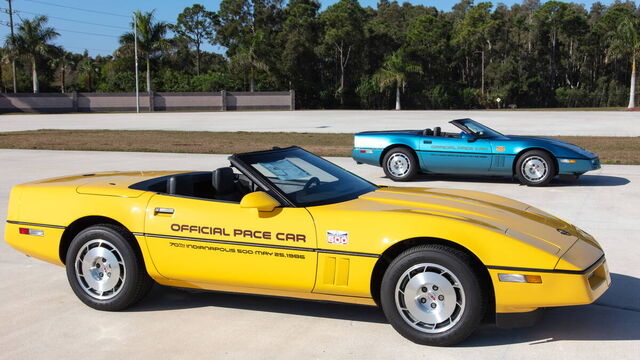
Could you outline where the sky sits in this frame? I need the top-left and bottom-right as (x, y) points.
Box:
(0, 0), (622, 57)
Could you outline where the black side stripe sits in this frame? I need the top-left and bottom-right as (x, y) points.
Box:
(487, 255), (605, 275)
(6, 220), (66, 229)
(143, 233), (380, 258)
(415, 149), (517, 156)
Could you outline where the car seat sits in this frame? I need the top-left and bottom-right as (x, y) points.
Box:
(167, 175), (194, 196)
(433, 127), (442, 137)
(212, 167), (243, 202)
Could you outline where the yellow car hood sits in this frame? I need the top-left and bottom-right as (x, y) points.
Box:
(349, 186), (594, 255)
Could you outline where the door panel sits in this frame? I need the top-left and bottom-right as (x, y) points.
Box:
(418, 137), (493, 174)
(488, 140), (515, 174)
(144, 194), (317, 292)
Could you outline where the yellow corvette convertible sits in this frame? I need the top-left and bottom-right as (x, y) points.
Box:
(5, 147), (609, 346)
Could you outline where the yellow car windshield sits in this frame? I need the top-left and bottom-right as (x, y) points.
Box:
(236, 147), (378, 207)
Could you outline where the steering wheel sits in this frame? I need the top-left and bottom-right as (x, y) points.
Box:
(303, 177), (320, 191)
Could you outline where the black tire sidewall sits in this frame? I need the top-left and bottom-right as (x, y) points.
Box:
(382, 148), (418, 181)
(516, 150), (556, 186)
(380, 246), (485, 346)
(65, 225), (148, 311)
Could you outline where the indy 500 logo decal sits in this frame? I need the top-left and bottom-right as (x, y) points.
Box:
(327, 230), (349, 245)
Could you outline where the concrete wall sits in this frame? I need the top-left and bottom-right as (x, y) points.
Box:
(154, 92), (223, 111)
(226, 92), (293, 110)
(77, 93), (151, 112)
(0, 91), (294, 113)
(0, 93), (73, 113)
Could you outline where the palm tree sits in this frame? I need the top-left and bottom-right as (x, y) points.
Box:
(77, 56), (99, 92)
(607, 16), (640, 109)
(120, 10), (169, 93)
(8, 16), (59, 93)
(229, 34), (269, 92)
(373, 50), (422, 110)
(53, 50), (75, 93)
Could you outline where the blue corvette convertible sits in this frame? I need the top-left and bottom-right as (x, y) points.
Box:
(352, 119), (600, 186)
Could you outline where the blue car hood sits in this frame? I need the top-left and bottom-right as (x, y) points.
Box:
(506, 135), (597, 159)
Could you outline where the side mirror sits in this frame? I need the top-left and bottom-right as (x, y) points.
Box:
(240, 191), (280, 212)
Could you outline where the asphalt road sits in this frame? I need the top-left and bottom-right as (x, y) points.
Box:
(0, 110), (637, 136)
(0, 149), (638, 359)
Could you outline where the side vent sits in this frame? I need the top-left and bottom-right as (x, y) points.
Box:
(493, 156), (506, 168)
(322, 256), (350, 286)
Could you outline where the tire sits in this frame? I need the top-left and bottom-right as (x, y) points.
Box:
(65, 224), (153, 311)
(380, 245), (486, 346)
(382, 147), (419, 181)
(515, 150), (556, 186)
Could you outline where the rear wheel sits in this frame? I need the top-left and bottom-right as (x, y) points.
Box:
(516, 150), (556, 186)
(65, 224), (153, 311)
(382, 147), (419, 181)
(380, 245), (486, 346)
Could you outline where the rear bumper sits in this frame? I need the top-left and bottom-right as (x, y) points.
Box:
(5, 221), (65, 266)
(352, 148), (384, 166)
(558, 157), (600, 175)
(490, 256), (610, 314)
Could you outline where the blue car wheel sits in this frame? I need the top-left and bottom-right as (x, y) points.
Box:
(383, 147), (419, 181)
(515, 150), (557, 186)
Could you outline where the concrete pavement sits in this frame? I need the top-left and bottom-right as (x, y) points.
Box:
(0, 149), (638, 359)
(0, 110), (638, 136)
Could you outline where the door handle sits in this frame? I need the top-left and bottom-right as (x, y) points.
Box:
(423, 140), (432, 144)
(154, 208), (174, 215)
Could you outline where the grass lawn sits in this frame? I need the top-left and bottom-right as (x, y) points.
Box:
(0, 130), (638, 165)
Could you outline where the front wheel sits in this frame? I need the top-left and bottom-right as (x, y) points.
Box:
(380, 245), (486, 346)
(516, 150), (556, 186)
(65, 224), (153, 311)
(382, 147), (419, 181)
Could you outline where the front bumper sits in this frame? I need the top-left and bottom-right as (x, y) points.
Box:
(490, 256), (610, 313)
(558, 157), (601, 175)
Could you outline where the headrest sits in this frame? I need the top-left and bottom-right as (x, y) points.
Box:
(423, 128), (433, 136)
(434, 127), (441, 136)
(212, 167), (236, 194)
(167, 176), (177, 194)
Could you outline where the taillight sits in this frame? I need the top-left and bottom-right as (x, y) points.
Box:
(19, 227), (44, 236)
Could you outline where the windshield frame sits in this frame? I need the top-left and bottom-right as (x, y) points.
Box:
(230, 146), (379, 208)
(450, 118), (506, 139)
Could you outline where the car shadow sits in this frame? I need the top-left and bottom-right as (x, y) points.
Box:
(127, 285), (388, 324)
(552, 174), (630, 187)
(462, 273), (640, 346)
(400, 173), (630, 187)
(128, 273), (639, 345)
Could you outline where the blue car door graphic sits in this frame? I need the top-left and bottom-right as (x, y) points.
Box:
(418, 135), (493, 174)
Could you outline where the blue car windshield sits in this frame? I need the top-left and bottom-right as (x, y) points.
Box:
(236, 147), (378, 207)
(458, 119), (504, 139)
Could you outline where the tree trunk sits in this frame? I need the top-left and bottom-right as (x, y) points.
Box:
(146, 56), (152, 93)
(481, 50), (485, 96)
(61, 66), (66, 93)
(395, 86), (401, 110)
(0, 62), (3, 92)
(629, 56), (636, 109)
(11, 59), (17, 93)
(196, 45), (201, 76)
(31, 58), (39, 93)
(550, 29), (557, 91)
(250, 77), (255, 92)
